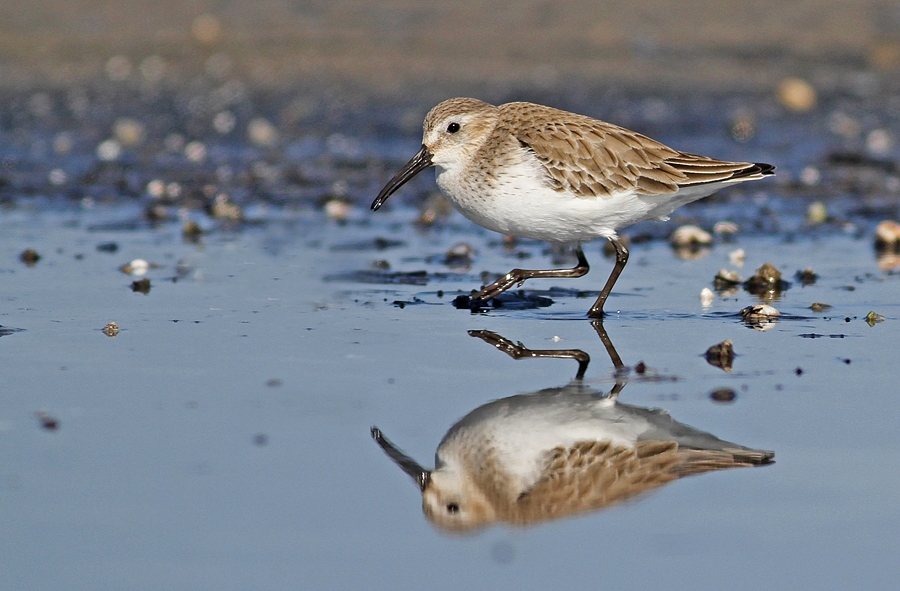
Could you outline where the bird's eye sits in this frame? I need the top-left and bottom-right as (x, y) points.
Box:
(446, 122), (460, 133)
(446, 503), (460, 514)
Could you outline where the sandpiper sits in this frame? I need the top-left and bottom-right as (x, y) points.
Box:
(373, 98), (774, 317)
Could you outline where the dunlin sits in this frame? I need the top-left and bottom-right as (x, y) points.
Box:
(371, 327), (773, 531)
(373, 98), (774, 317)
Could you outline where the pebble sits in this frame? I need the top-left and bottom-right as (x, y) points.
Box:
(120, 259), (150, 276)
(865, 311), (885, 326)
(19, 249), (40, 266)
(807, 201), (828, 224)
(874, 220), (900, 250)
(705, 340), (735, 372)
(324, 199), (351, 222)
(192, 14), (223, 45)
(444, 243), (474, 265)
(713, 269), (742, 291)
(709, 388), (737, 403)
(744, 263), (788, 296)
(740, 303), (781, 325)
(36, 411), (59, 431)
(670, 224), (713, 247)
(795, 268), (818, 286)
(131, 278), (151, 294)
(713, 221), (739, 236)
(248, 118), (279, 147)
(777, 77), (817, 112)
(113, 118), (145, 146)
(417, 194), (453, 226)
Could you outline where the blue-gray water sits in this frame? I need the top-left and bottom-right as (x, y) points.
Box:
(2, 198), (898, 590)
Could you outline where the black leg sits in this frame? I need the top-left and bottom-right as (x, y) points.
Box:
(470, 245), (590, 302)
(587, 237), (629, 318)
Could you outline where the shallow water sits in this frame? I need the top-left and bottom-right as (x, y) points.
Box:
(1, 194), (898, 589)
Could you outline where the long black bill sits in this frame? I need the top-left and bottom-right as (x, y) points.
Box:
(371, 145), (433, 211)
(370, 426), (431, 491)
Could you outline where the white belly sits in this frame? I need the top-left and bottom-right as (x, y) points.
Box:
(435, 161), (719, 243)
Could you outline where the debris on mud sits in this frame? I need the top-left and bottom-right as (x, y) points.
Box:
(865, 311), (886, 326)
(442, 243), (475, 267)
(454, 291), (554, 312)
(705, 339), (736, 372)
(874, 220), (900, 251)
(714, 269), (743, 292)
(709, 388), (737, 403)
(670, 224), (713, 247)
(36, 411), (59, 431)
(131, 278), (152, 294)
(744, 263), (790, 297)
(740, 303), (781, 329)
(19, 249), (40, 266)
(795, 268), (818, 286)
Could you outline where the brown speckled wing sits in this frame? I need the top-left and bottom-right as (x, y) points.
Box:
(510, 440), (766, 525)
(501, 102), (766, 198)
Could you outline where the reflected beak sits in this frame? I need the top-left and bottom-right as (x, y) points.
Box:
(371, 145), (433, 211)
(371, 426), (432, 491)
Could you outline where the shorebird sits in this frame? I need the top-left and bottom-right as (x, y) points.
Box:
(371, 326), (774, 531)
(372, 98), (774, 317)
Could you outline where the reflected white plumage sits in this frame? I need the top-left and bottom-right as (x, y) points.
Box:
(372, 383), (773, 531)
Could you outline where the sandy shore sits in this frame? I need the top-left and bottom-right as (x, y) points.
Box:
(1, 0), (899, 96)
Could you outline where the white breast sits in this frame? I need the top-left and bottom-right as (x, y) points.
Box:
(435, 157), (665, 244)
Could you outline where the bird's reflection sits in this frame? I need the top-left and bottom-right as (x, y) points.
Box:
(372, 323), (773, 532)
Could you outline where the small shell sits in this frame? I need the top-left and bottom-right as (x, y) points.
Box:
(777, 77), (817, 112)
(714, 269), (743, 291)
(740, 303), (781, 329)
(874, 220), (900, 251)
(728, 248), (745, 266)
(713, 221), (739, 236)
(795, 267), (818, 286)
(19, 249), (40, 266)
(705, 339), (735, 372)
(744, 263), (788, 296)
(120, 259), (150, 276)
(865, 311), (885, 326)
(807, 201), (828, 225)
(444, 242), (474, 265)
(324, 199), (352, 222)
(670, 224), (713, 247)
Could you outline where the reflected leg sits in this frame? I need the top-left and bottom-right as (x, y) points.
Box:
(590, 320), (627, 400)
(468, 329), (591, 380)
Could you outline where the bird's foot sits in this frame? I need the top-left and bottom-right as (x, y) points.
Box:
(453, 293), (492, 312)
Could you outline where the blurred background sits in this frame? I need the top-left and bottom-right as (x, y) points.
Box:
(3, 0), (900, 94)
(1, 0), (898, 215)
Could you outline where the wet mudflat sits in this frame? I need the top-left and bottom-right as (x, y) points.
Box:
(1, 193), (899, 590)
